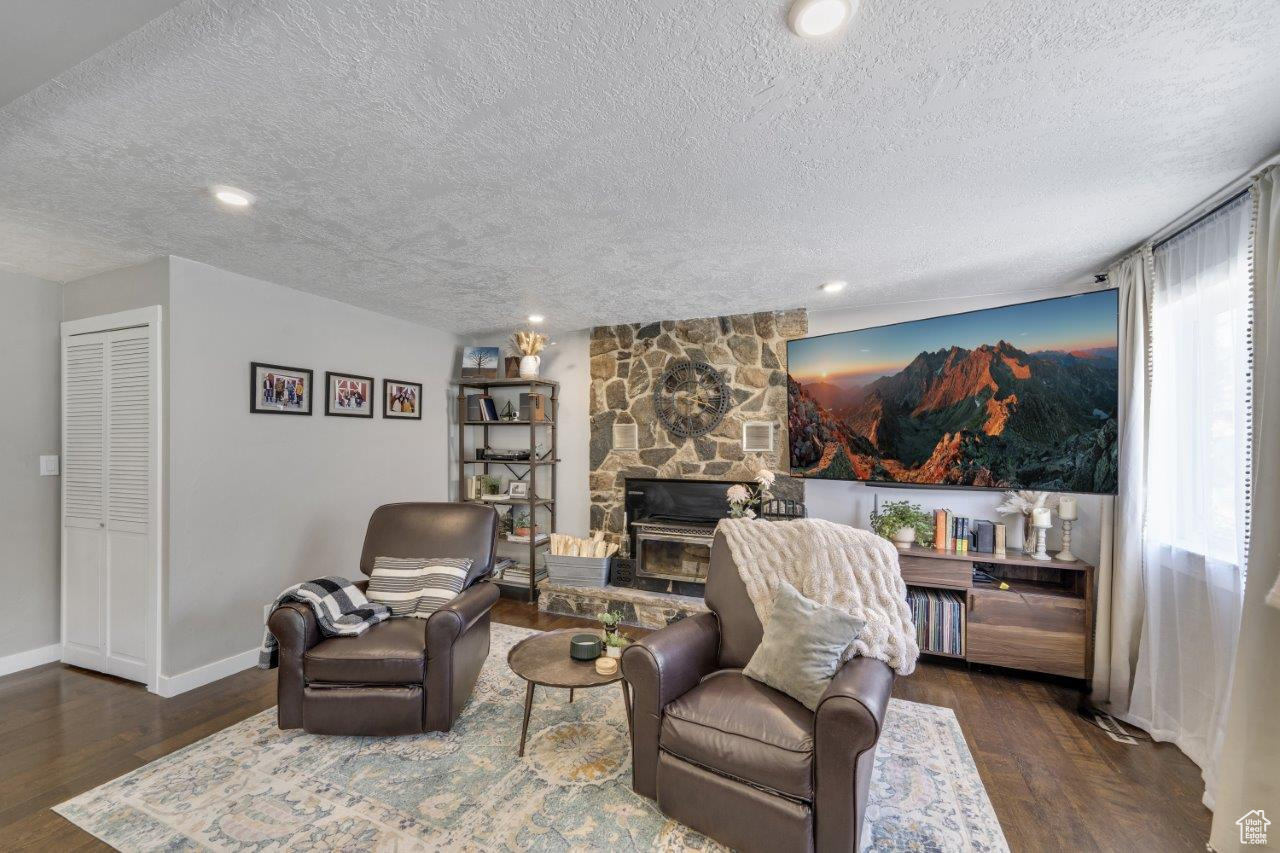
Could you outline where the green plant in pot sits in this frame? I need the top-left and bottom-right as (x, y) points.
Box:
(513, 511), (534, 537)
(604, 630), (628, 659)
(870, 500), (934, 550)
(597, 610), (622, 639)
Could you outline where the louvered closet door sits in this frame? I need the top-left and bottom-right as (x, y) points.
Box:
(103, 328), (152, 682)
(62, 325), (155, 684)
(62, 333), (108, 673)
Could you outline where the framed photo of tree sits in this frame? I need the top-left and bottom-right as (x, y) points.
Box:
(460, 346), (500, 380)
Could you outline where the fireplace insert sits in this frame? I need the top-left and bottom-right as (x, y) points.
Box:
(622, 477), (750, 592)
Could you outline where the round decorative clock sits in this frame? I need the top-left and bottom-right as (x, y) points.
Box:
(653, 361), (731, 438)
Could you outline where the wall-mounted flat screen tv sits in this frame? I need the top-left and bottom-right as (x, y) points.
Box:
(787, 290), (1119, 493)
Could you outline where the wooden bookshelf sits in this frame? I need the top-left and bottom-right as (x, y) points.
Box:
(898, 545), (1095, 681)
(455, 379), (558, 602)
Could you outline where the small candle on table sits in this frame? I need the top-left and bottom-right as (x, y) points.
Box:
(1031, 507), (1052, 528)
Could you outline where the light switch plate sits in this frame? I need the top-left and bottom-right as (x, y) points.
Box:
(39, 455), (59, 476)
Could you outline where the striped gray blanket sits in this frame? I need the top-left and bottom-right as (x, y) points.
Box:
(258, 576), (390, 669)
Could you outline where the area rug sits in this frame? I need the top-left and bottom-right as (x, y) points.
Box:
(56, 623), (1007, 851)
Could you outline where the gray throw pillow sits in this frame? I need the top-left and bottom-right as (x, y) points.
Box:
(743, 581), (866, 711)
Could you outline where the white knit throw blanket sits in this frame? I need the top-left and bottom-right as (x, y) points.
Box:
(717, 518), (919, 676)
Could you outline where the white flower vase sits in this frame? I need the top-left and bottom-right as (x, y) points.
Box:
(519, 355), (541, 379)
(606, 645), (622, 659)
(892, 526), (916, 550)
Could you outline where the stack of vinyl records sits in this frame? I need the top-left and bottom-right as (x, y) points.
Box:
(906, 587), (965, 655)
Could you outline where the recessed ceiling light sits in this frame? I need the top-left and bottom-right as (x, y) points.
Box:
(527, 314), (545, 324)
(820, 280), (847, 294)
(788, 0), (854, 38)
(211, 185), (254, 208)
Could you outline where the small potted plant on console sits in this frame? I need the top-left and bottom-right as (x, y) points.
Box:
(870, 500), (934, 550)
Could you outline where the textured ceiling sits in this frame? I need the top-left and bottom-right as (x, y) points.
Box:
(2, 0), (1279, 335)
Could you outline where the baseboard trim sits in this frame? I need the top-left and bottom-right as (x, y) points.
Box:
(0, 643), (62, 678)
(157, 648), (259, 698)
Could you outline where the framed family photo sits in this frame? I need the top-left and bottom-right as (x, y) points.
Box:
(325, 371), (374, 418)
(384, 378), (422, 419)
(251, 362), (313, 415)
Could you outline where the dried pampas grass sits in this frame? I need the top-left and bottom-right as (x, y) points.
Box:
(509, 330), (548, 356)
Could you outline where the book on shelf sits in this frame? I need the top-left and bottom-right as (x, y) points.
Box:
(952, 516), (970, 553)
(973, 519), (994, 553)
(496, 565), (547, 584)
(906, 587), (965, 656)
(464, 393), (500, 422)
(933, 510), (947, 552)
(518, 392), (548, 422)
(505, 532), (549, 544)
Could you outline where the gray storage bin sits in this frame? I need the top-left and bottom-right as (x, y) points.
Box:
(544, 554), (611, 587)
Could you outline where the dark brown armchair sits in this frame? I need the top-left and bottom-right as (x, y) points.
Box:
(622, 530), (896, 853)
(268, 502), (499, 735)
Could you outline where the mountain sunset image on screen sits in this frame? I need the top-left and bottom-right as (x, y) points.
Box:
(786, 290), (1120, 493)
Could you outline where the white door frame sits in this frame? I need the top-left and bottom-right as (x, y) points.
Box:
(61, 305), (164, 694)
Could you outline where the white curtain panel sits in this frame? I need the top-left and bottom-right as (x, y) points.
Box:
(1091, 248), (1151, 711)
(1125, 195), (1252, 806)
(1210, 166), (1280, 850)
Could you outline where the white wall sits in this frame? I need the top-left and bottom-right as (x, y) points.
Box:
(62, 257), (170, 321)
(544, 283), (1111, 565)
(164, 258), (459, 675)
(0, 271), (63, 665)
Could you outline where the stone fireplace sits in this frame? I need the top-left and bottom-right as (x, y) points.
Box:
(588, 310), (807, 552)
(541, 309), (809, 629)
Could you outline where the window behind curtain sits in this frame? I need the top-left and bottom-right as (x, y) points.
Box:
(1147, 197), (1253, 572)
(1127, 193), (1252, 799)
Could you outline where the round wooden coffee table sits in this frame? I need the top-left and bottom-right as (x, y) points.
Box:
(507, 628), (633, 757)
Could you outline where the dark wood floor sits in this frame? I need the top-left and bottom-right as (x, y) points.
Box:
(0, 600), (1210, 851)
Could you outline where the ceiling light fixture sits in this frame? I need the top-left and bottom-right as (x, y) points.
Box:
(788, 0), (854, 38)
(820, 280), (847, 294)
(527, 314), (545, 324)
(212, 185), (254, 208)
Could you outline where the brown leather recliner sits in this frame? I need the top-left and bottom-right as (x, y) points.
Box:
(268, 502), (499, 735)
(622, 529), (896, 853)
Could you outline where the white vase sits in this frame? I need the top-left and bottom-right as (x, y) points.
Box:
(606, 645), (622, 659)
(519, 355), (540, 379)
(892, 526), (916, 550)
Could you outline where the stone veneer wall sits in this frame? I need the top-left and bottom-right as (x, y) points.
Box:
(589, 310), (807, 552)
